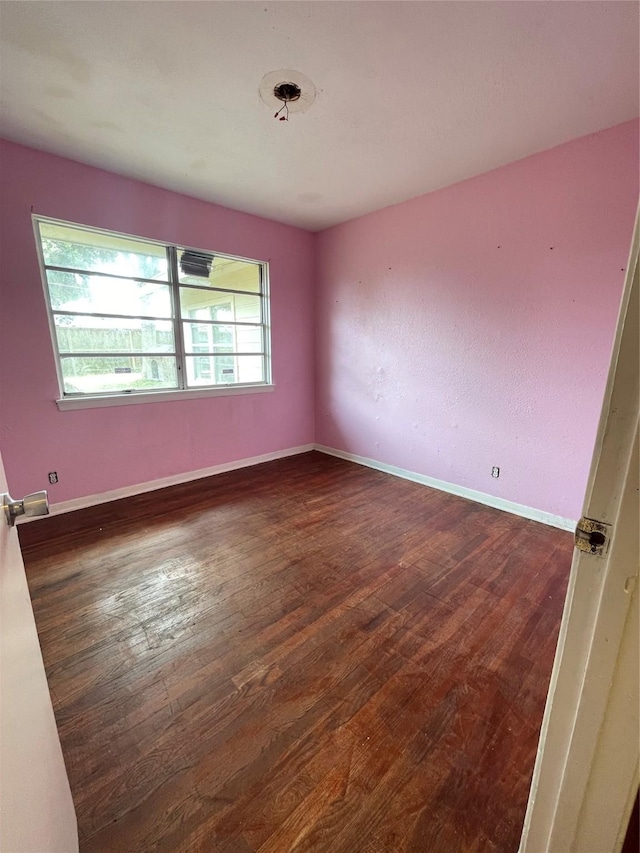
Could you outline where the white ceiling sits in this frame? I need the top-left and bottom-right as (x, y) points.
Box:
(0, 1), (638, 231)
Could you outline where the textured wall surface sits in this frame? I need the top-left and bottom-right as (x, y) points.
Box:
(1, 123), (638, 516)
(0, 140), (315, 503)
(315, 121), (639, 521)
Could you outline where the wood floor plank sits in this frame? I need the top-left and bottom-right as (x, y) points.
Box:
(20, 451), (573, 852)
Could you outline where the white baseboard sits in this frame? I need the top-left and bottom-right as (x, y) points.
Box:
(314, 444), (577, 532)
(24, 442), (576, 532)
(32, 444), (315, 520)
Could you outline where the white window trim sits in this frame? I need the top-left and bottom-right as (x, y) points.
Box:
(55, 383), (275, 411)
(32, 215), (272, 408)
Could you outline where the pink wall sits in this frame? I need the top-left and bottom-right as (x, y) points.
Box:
(315, 120), (639, 521)
(1, 123), (637, 517)
(0, 140), (315, 503)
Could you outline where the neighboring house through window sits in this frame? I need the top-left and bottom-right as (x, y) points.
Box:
(33, 217), (270, 404)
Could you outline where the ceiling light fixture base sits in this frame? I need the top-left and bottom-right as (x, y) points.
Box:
(259, 69), (316, 115)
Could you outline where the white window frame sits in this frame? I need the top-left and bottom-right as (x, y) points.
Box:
(32, 216), (273, 410)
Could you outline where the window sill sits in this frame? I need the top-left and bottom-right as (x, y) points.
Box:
(56, 383), (275, 411)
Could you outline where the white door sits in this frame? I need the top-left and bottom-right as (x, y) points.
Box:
(0, 450), (78, 852)
(520, 214), (639, 852)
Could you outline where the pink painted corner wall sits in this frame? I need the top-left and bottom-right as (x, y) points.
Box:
(0, 140), (315, 503)
(315, 120), (639, 521)
(1, 123), (637, 517)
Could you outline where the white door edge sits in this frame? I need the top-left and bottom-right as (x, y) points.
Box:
(519, 209), (639, 852)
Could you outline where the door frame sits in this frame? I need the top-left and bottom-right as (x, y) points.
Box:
(520, 210), (639, 851)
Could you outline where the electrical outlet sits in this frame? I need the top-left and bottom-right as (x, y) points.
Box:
(48, 471), (58, 484)
(491, 466), (500, 478)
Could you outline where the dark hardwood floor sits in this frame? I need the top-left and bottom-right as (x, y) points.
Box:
(20, 451), (573, 853)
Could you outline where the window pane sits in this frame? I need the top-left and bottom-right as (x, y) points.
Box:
(185, 355), (265, 387)
(234, 325), (263, 354)
(180, 289), (261, 324)
(35, 218), (270, 398)
(182, 323), (262, 355)
(177, 250), (260, 293)
(60, 356), (178, 394)
(236, 355), (265, 384)
(55, 316), (174, 354)
(46, 270), (173, 317)
(39, 222), (168, 281)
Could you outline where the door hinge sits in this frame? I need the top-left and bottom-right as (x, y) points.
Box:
(574, 516), (612, 556)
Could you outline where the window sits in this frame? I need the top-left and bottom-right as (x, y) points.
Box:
(34, 218), (271, 404)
